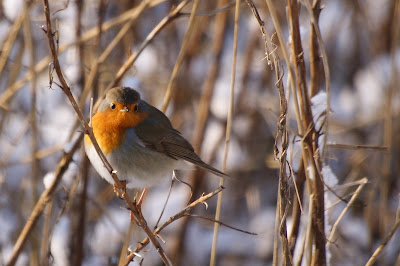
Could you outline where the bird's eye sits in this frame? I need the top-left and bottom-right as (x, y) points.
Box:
(134, 105), (138, 112)
(110, 103), (116, 109)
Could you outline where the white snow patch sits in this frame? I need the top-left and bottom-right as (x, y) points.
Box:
(51, 217), (71, 266)
(3, 0), (24, 20)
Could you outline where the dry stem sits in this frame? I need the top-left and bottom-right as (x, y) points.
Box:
(41, 1), (171, 264)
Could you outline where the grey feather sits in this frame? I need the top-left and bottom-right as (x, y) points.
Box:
(135, 101), (228, 178)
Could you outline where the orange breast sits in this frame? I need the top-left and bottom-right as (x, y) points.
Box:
(86, 104), (148, 154)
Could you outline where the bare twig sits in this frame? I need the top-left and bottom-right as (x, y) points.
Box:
(326, 143), (389, 152)
(161, 0), (201, 112)
(365, 218), (400, 266)
(79, 0), (150, 108)
(123, 186), (225, 265)
(0, 2), (34, 76)
(105, 0), (191, 95)
(209, 0), (239, 264)
(245, 0), (291, 264)
(0, 0), (164, 108)
(40, 1), (171, 264)
(327, 177), (368, 248)
(300, 0), (331, 160)
(185, 214), (256, 235)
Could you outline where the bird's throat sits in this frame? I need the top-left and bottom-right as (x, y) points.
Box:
(87, 109), (148, 154)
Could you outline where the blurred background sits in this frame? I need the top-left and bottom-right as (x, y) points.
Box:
(0, 0), (399, 265)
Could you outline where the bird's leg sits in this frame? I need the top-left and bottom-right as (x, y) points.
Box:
(113, 180), (127, 198)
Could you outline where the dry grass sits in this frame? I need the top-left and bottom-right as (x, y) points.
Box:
(0, 0), (399, 265)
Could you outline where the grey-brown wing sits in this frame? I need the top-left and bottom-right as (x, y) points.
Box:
(134, 103), (228, 177)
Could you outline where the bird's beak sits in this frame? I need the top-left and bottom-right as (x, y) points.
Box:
(120, 107), (129, 112)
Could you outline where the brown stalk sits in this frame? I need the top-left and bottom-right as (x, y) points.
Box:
(365, 218), (400, 266)
(104, 0), (191, 95)
(289, 161), (306, 254)
(327, 143), (388, 152)
(379, 0), (400, 239)
(71, 153), (89, 265)
(244, 0), (292, 264)
(0, 2), (34, 76)
(287, 0), (326, 264)
(40, 201), (53, 266)
(326, 177), (368, 248)
(78, 0), (150, 109)
(209, 0), (239, 264)
(309, 0), (322, 97)
(71, 1), (87, 264)
(22, 4), (40, 265)
(161, 0), (201, 112)
(265, 9), (315, 257)
(300, 0), (331, 160)
(274, 41), (292, 266)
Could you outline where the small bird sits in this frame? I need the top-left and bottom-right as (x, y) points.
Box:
(84, 87), (228, 190)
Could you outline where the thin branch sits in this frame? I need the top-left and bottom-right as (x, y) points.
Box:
(40, 1), (171, 264)
(0, 2), (34, 76)
(0, 0), (164, 108)
(210, 0), (239, 264)
(185, 214), (256, 235)
(326, 177), (368, 248)
(161, 0), (200, 112)
(105, 0), (191, 96)
(326, 143), (389, 152)
(79, 0), (150, 108)
(245, 0), (291, 264)
(123, 186), (225, 265)
(365, 218), (400, 266)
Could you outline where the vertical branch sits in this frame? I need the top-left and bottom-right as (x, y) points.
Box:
(289, 0), (321, 257)
(71, 1), (88, 265)
(104, 0), (190, 94)
(209, 0), (239, 265)
(80, 0), (149, 109)
(23, 3), (40, 266)
(41, 1), (171, 264)
(0, 3), (33, 76)
(161, 0), (201, 112)
(288, 161), (306, 253)
(244, 0), (291, 264)
(40, 202), (53, 266)
(287, 0), (326, 264)
(379, 0), (399, 239)
(309, 0), (322, 97)
(171, 1), (229, 262)
(274, 39), (292, 266)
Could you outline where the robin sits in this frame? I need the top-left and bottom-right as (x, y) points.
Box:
(84, 87), (228, 193)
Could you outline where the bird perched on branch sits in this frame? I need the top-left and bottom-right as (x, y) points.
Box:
(84, 87), (228, 194)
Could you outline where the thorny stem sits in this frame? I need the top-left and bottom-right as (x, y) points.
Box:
(41, 1), (171, 265)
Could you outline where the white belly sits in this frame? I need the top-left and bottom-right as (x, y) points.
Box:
(84, 128), (182, 189)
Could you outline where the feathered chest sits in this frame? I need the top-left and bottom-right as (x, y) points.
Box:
(86, 108), (148, 154)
